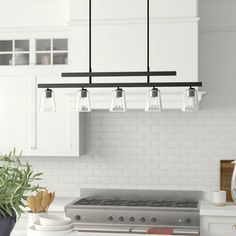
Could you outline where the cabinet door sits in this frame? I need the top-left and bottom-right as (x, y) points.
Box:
(35, 38), (68, 66)
(26, 74), (81, 157)
(0, 75), (31, 154)
(201, 216), (236, 236)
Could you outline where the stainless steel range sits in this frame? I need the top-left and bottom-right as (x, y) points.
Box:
(65, 189), (202, 236)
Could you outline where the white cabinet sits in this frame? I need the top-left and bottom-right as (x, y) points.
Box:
(0, 73), (82, 157)
(0, 29), (83, 157)
(0, 38), (69, 67)
(0, 74), (31, 153)
(0, 39), (30, 66)
(201, 216), (236, 236)
(35, 38), (69, 66)
(27, 74), (81, 157)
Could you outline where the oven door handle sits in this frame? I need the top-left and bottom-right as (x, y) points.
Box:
(76, 226), (199, 236)
(131, 228), (199, 235)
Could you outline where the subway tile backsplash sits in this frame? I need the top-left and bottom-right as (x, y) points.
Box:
(24, 109), (236, 198)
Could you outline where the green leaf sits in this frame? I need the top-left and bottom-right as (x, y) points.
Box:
(0, 149), (44, 217)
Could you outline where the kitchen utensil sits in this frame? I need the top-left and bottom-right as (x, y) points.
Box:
(50, 192), (55, 205)
(41, 191), (51, 212)
(27, 196), (36, 213)
(35, 194), (42, 213)
(39, 215), (72, 226)
(27, 191), (55, 213)
(34, 221), (73, 231)
(46, 192), (55, 211)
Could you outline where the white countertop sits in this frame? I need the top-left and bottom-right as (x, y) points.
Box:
(200, 200), (236, 217)
(12, 197), (75, 236)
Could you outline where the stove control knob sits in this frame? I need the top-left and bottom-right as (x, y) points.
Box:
(129, 217), (135, 222)
(75, 215), (81, 221)
(119, 216), (124, 222)
(178, 218), (191, 224)
(140, 217), (145, 222)
(151, 217), (157, 223)
(184, 218), (191, 224)
(107, 216), (113, 222)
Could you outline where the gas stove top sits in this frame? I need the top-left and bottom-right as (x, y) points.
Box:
(74, 198), (199, 208)
(65, 189), (202, 234)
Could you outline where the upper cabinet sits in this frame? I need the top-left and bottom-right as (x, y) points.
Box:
(35, 38), (68, 66)
(0, 73), (83, 157)
(0, 39), (30, 66)
(0, 37), (69, 68)
(0, 30), (83, 157)
(28, 75), (82, 157)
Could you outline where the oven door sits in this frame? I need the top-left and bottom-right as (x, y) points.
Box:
(75, 225), (200, 236)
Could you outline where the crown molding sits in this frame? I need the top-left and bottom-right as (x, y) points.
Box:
(200, 0), (236, 4)
(200, 26), (236, 33)
(69, 17), (200, 27)
(0, 25), (69, 33)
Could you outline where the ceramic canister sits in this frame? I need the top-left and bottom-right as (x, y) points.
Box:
(27, 212), (48, 228)
(212, 191), (226, 206)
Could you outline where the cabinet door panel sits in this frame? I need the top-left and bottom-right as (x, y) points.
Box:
(208, 222), (236, 235)
(27, 75), (80, 157)
(201, 216), (236, 236)
(0, 75), (30, 153)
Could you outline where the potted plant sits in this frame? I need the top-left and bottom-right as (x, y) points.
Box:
(0, 149), (43, 236)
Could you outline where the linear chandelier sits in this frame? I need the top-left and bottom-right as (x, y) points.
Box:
(38, 0), (202, 112)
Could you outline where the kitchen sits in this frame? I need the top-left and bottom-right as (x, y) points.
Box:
(0, 0), (236, 235)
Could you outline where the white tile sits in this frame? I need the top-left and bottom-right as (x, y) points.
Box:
(24, 110), (236, 197)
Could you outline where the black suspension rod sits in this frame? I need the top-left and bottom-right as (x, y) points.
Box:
(147, 0), (150, 83)
(89, 0), (92, 84)
(38, 82), (202, 89)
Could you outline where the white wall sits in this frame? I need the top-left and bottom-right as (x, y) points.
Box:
(70, 0), (197, 20)
(0, 0), (69, 28)
(199, 0), (236, 109)
(25, 110), (236, 198)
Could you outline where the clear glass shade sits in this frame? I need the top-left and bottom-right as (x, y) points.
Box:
(40, 89), (56, 112)
(75, 89), (91, 112)
(145, 88), (162, 112)
(181, 87), (199, 112)
(110, 88), (126, 112)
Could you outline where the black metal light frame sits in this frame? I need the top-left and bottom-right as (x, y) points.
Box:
(38, 82), (202, 89)
(38, 0), (202, 89)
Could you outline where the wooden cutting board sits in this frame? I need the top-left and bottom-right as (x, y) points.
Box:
(220, 160), (234, 202)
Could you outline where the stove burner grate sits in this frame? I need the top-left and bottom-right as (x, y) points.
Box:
(73, 198), (198, 208)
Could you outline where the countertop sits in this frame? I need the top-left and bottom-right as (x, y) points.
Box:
(200, 200), (236, 217)
(12, 197), (75, 236)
